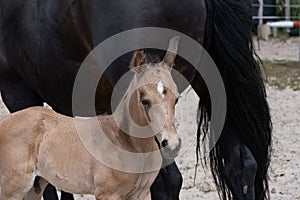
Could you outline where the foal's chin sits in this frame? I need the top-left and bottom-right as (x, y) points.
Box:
(161, 145), (181, 160)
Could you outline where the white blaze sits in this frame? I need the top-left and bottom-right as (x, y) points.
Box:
(157, 80), (165, 98)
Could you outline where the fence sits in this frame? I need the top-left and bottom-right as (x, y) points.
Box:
(253, 1), (300, 25)
(252, 1), (300, 63)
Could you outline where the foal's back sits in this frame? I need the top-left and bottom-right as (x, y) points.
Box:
(0, 106), (73, 146)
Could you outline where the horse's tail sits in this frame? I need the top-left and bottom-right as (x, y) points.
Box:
(198, 0), (272, 199)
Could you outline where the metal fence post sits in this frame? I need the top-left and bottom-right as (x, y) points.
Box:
(258, 0), (264, 38)
(285, 0), (291, 32)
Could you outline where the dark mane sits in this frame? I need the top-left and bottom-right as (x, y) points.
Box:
(145, 52), (162, 63)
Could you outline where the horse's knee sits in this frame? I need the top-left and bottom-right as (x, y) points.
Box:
(223, 163), (234, 183)
(168, 162), (183, 188)
(43, 184), (58, 200)
(246, 160), (257, 176)
(171, 172), (182, 199)
(60, 191), (74, 200)
(242, 145), (257, 183)
(170, 169), (183, 191)
(165, 162), (182, 199)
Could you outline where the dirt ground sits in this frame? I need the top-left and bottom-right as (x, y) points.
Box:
(255, 37), (300, 62)
(0, 37), (299, 199)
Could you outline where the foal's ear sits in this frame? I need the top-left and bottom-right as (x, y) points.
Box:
(162, 36), (179, 69)
(130, 50), (147, 73)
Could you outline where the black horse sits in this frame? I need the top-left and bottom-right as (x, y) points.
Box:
(0, 0), (272, 200)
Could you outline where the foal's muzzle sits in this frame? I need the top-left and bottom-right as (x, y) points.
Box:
(160, 135), (181, 159)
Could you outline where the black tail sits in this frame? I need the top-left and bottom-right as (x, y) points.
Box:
(198, 0), (272, 199)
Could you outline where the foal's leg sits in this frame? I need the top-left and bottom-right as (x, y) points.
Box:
(1, 81), (74, 200)
(0, 174), (35, 200)
(1, 81), (59, 200)
(25, 178), (49, 200)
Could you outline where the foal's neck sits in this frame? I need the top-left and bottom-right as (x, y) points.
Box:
(110, 86), (158, 153)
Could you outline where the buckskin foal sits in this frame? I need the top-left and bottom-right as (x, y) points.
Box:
(0, 38), (181, 200)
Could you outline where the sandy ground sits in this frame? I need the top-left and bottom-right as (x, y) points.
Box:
(0, 37), (299, 199)
(255, 37), (300, 61)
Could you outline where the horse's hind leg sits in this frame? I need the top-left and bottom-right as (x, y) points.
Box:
(223, 130), (256, 200)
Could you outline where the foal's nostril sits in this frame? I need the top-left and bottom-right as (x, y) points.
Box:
(161, 139), (168, 147)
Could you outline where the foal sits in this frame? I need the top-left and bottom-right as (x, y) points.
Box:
(0, 38), (181, 200)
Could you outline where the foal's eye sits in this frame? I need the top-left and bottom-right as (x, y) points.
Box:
(175, 98), (179, 105)
(141, 99), (151, 106)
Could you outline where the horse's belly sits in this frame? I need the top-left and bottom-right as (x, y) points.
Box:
(36, 129), (97, 194)
(37, 156), (96, 194)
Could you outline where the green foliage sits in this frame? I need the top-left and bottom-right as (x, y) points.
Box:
(276, 0), (300, 18)
(276, 0), (285, 16)
(291, 0), (300, 17)
(262, 60), (300, 90)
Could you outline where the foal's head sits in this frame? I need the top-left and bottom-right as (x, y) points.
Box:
(128, 37), (181, 159)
